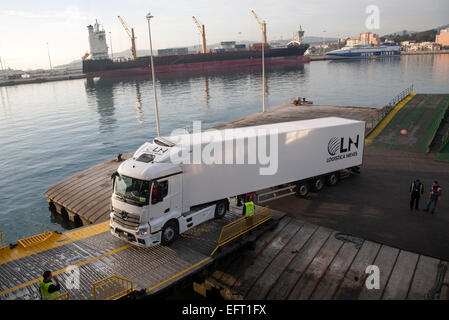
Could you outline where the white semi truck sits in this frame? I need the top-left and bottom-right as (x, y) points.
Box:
(110, 117), (365, 248)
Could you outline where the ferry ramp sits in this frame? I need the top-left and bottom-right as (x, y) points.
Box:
(368, 94), (449, 153)
(0, 204), (280, 300)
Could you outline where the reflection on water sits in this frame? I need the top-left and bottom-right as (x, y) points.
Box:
(204, 76), (210, 107)
(0, 86), (9, 109)
(85, 78), (117, 133)
(135, 82), (144, 125)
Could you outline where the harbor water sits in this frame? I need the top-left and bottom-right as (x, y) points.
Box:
(1, 54), (449, 244)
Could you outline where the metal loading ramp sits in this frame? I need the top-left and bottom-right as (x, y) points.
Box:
(0, 203), (281, 300)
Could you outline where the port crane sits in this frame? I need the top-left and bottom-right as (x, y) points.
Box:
(250, 10), (267, 45)
(117, 16), (137, 59)
(192, 16), (207, 54)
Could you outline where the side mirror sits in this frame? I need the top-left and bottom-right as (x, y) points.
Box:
(111, 172), (118, 190)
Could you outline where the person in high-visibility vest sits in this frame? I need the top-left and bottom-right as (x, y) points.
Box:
(424, 181), (442, 214)
(242, 200), (255, 217)
(409, 179), (424, 210)
(40, 271), (61, 300)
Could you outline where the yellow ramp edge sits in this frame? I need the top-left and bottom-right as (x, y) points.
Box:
(0, 221), (110, 265)
(366, 93), (416, 145)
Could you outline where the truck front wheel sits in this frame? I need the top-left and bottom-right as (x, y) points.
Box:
(161, 221), (178, 245)
(214, 200), (227, 219)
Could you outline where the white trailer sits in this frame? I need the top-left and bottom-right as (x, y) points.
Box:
(110, 117), (365, 247)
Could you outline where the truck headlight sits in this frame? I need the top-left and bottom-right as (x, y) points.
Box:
(138, 228), (149, 236)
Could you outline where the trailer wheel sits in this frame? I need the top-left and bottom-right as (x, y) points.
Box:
(295, 182), (310, 197)
(327, 172), (339, 186)
(161, 221), (178, 245)
(214, 200), (227, 219)
(312, 177), (325, 192)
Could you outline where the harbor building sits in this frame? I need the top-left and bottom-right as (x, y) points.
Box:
(436, 28), (449, 47)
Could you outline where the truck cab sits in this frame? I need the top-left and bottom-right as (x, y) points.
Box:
(110, 137), (227, 248)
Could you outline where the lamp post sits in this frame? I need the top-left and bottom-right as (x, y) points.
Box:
(46, 42), (52, 72)
(109, 32), (114, 59)
(146, 12), (161, 137)
(322, 30), (326, 55)
(262, 21), (266, 113)
(0, 56), (4, 80)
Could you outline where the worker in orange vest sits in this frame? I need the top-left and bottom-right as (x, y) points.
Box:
(424, 181), (442, 214)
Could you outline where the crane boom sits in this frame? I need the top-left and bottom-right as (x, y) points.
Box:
(192, 16), (207, 54)
(117, 15), (137, 59)
(250, 10), (267, 45)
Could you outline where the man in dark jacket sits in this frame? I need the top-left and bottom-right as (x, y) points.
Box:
(409, 179), (424, 210)
(424, 181), (442, 214)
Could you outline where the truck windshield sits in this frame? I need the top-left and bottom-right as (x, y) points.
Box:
(114, 174), (150, 206)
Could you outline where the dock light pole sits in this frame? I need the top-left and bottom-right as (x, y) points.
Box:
(46, 42), (53, 72)
(109, 32), (114, 59)
(0, 56), (4, 80)
(262, 25), (266, 113)
(146, 12), (161, 137)
(322, 30), (326, 55)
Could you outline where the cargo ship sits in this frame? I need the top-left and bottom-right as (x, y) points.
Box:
(82, 21), (310, 78)
(326, 42), (401, 58)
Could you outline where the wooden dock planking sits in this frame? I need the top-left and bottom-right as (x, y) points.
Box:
(245, 222), (318, 300)
(46, 161), (116, 201)
(45, 156), (131, 224)
(440, 262), (449, 300)
(332, 240), (381, 300)
(64, 178), (111, 211)
(230, 219), (304, 298)
(381, 251), (420, 300)
(287, 231), (344, 300)
(406, 255), (441, 300)
(52, 166), (112, 205)
(59, 173), (114, 213)
(310, 240), (360, 300)
(353, 245), (399, 300)
(217, 217), (292, 291)
(265, 226), (332, 299)
(198, 214), (449, 300)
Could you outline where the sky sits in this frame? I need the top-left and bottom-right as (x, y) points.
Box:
(0, 0), (448, 70)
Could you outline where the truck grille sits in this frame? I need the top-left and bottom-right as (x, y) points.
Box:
(112, 208), (140, 230)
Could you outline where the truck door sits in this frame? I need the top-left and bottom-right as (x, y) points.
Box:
(150, 179), (171, 218)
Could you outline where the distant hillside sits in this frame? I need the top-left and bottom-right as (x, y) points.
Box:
(382, 23), (449, 43)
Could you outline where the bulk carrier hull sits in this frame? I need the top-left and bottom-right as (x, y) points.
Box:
(83, 45), (310, 78)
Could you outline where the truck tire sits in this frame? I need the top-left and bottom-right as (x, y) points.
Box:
(312, 177), (325, 192)
(161, 220), (178, 245)
(295, 181), (310, 197)
(327, 172), (339, 186)
(214, 200), (227, 219)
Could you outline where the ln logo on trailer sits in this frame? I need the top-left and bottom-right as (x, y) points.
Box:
(326, 135), (360, 163)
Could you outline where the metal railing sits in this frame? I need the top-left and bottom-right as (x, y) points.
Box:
(93, 275), (133, 300)
(49, 292), (70, 300)
(210, 207), (272, 256)
(366, 84), (414, 134)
